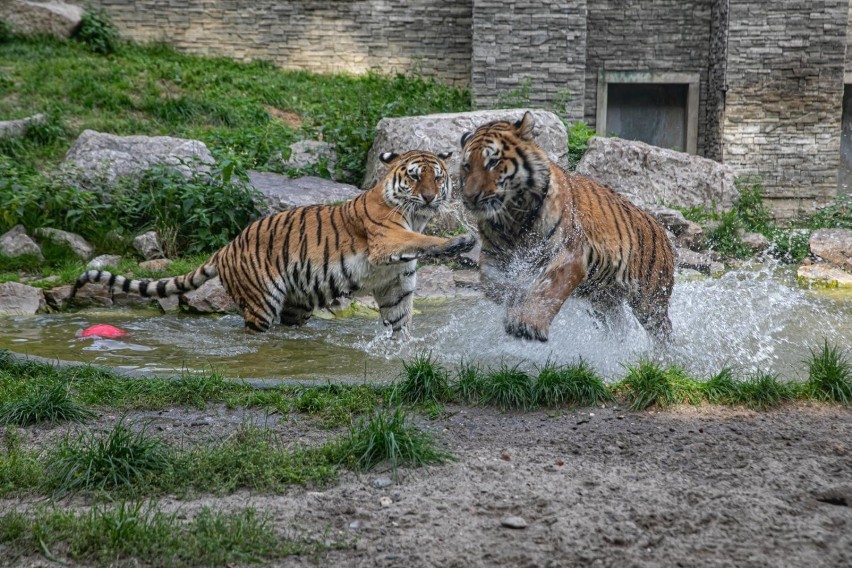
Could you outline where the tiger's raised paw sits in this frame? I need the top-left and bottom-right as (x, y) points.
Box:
(504, 318), (549, 342)
(440, 234), (477, 256)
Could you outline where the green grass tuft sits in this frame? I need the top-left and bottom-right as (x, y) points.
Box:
(732, 371), (793, 411)
(45, 420), (173, 495)
(339, 408), (453, 478)
(480, 364), (535, 411)
(452, 360), (485, 404)
(804, 340), (851, 405)
(702, 367), (741, 405)
(392, 353), (452, 405)
(616, 360), (703, 411)
(534, 359), (613, 407)
(0, 380), (94, 425)
(0, 427), (43, 497)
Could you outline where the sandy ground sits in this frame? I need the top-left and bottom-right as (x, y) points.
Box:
(3, 403), (851, 568)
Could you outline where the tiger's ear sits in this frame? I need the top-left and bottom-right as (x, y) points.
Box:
(460, 131), (473, 148)
(379, 152), (399, 165)
(437, 151), (453, 161)
(514, 111), (535, 141)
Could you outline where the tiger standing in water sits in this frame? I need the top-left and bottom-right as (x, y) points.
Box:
(459, 112), (675, 342)
(73, 151), (476, 340)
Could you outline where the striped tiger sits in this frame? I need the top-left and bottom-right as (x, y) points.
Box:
(72, 151), (476, 339)
(459, 111), (675, 342)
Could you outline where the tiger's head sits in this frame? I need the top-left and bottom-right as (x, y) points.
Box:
(379, 150), (453, 220)
(459, 111), (550, 220)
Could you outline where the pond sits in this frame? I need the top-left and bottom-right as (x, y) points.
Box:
(1, 264), (849, 384)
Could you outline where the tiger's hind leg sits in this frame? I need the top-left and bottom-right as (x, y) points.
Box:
(583, 286), (626, 334)
(628, 289), (673, 343)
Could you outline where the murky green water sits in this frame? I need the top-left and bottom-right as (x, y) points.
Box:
(1, 266), (849, 383)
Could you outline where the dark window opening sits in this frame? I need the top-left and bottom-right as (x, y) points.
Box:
(839, 85), (852, 194)
(606, 83), (688, 152)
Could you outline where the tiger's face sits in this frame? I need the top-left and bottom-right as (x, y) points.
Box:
(379, 151), (453, 219)
(459, 112), (548, 219)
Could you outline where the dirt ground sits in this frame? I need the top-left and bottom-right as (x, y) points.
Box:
(4, 403), (851, 568)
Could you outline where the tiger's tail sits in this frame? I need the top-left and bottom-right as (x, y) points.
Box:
(71, 252), (220, 300)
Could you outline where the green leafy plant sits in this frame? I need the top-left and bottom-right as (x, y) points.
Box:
(804, 340), (851, 405)
(75, 5), (120, 55)
(567, 121), (597, 170)
(732, 371), (792, 411)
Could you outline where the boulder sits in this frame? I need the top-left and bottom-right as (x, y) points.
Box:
(363, 109), (569, 189)
(0, 1), (82, 39)
(132, 231), (163, 260)
(0, 113), (46, 140)
(576, 137), (738, 211)
(139, 258), (172, 272)
(644, 205), (690, 236)
(35, 227), (94, 260)
(0, 225), (43, 259)
(68, 282), (112, 307)
(179, 277), (238, 314)
(414, 265), (456, 298)
(87, 254), (122, 270)
(809, 228), (852, 271)
(247, 171), (362, 213)
(676, 248), (725, 275)
(797, 264), (852, 289)
(284, 140), (337, 174)
(741, 231), (770, 253)
(43, 285), (73, 311)
(63, 130), (215, 185)
(453, 269), (481, 289)
(675, 221), (705, 251)
(0, 282), (45, 315)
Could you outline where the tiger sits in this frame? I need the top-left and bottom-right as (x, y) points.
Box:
(458, 111), (675, 342)
(72, 150), (476, 340)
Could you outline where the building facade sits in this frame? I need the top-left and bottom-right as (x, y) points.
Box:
(85, 0), (852, 217)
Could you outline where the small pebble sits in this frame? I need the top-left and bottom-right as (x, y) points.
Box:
(379, 496), (392, 507)
(371, 477), (393, 489)
(500, 450), (511, 461)
(348, 520), (364, 531)
(501, 516), (528, 529)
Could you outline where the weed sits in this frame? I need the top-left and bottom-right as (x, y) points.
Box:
(480, 364), (535, 410)
(616, 361), (703, 411)
(453, 360), (485, 403)
(534, 359), (613, 407)
(567, 121), (597, 170)
(734, 176), (772, 234)
(0, 427), (43, 496)
(392, 353), (452, 405)
(804, 340), (851, 405)
(0, 380), (94, 426)
(732, 371), (792, 411)
(702, 367), (741, 405)
(340, 408), (452, 478)
(45, 420), (173, 495)
(75, 4), (120, 55)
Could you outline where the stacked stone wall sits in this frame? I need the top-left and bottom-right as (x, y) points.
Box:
(81, 1), (473, 86)
(705, 0), (729, 163)
(470, 0), (587, 122)
(722, 0), (847, 217)
(584, 0), (713, 156)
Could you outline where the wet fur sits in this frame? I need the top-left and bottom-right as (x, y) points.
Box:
(72, 151), (476, 339)
(459, 112), (675, 342)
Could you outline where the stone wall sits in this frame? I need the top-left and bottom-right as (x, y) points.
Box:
(81, 0), (473, 86)
(470, 0), (587, 122)
(704, 0), (729, 163)
(584, 0), (713, 156)
(721, 0), (847, 217)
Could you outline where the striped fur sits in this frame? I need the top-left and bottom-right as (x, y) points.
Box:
(72, 151), (476, 339)
(459, 111), (675, 342)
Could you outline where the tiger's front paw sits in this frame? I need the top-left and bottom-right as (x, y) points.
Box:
(441, 234), (477, 256)
(504, 311), (549, 342)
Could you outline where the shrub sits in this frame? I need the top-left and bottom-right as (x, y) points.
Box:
(75, 5), (119, 55)
(567, 121), (597, 170)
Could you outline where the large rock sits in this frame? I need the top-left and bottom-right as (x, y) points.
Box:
(284, 140), (337, 174)
(576, 137), (739, 211)
(247, 171), (362, 213)
(0, 113), (46, 140)
(132, 231), (163, 260)
(414, 265), (456, 298)
(63, 130), (215, 185)
(0, 282), (45, 315)
(35, 227), (94, 260)
(179, 277), (238, 314)
(0, 1), (82, 39)
(363, 109), (569, 189)
(87, 254), (122, 270)
(797, 264), (852, 289)
(0, 225), (43, 259)
(809, 228), (852, 271)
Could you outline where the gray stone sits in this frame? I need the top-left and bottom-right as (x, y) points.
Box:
(809, 228), (852, 271)
(43, 285), (73, 311)
(139, 258), (172, 272)
(112, 292), (157, 308)
(797, 263), (852, 289)
(576, 137), (738, 211)
(0, 282), (45, 315)
(676, 221), (705, 251)
(371, 477), (394, 489)
(363, 109), (569, 189)
(0, 225), (43, 259)
(132, 231), (163, 260)
(179, 277), (238, 314)
(35, 227), (94, 260)
(644, 205), (690, 236)
(0, 1), (82, 39)
(63, 130), (215, 185)
(87, 254), (122, 270)
(69, 282), (112, 307)
(741, 232), (771, 253)
(0, 113), (46, 140)
(247, 171), (361, 213)
(414, 265), (456, 298)
(453, 269), (481, 289)
(500, 516), (528, 529)
(676, 248), (718, 275)
(284, 140), (337, 173)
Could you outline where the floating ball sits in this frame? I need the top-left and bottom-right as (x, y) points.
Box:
(80, 324), (128, 339)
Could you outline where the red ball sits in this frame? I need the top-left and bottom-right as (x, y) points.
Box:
(80, 324), (128, 339)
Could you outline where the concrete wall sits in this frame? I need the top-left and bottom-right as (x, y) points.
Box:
(583, 0), (713, 156)
(83, 0), (473, 86)
(721, 0), (848, 217)
(470, 0), (587, 121)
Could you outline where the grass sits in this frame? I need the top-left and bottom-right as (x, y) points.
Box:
(0, 380), (94, 426)
(534, 359), (613, 407)
(0, 427), (43, 496)
(731, 371), (793, 411)
(339, 408), (453, 478)
(453, 359), (485, 403)
(479, 363), (535, 410)
(615, 360), (704, 411)
(391, 353), (452, 406)
(804, 340), (851, 405)
(0, 503), (329, 566)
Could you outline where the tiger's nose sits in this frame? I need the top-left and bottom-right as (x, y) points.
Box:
(422, 194), (435, 204)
